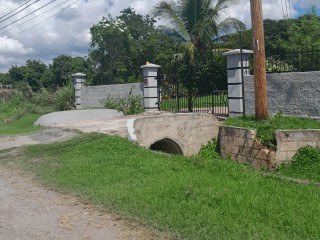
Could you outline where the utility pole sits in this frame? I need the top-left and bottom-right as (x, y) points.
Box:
(250, 0), (268, 120)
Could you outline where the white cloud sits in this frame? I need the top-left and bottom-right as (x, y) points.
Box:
(0, 36), (33, 55)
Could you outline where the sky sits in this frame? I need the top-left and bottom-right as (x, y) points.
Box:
(0, 0), (319, 73)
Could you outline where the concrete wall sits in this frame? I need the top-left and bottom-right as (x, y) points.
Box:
(276, 130), (320, 162)
(219, 126), (320, 169)
(244, 71), (320, 117)
(132, 113), (220, 156)
(80, 83), (143, 109)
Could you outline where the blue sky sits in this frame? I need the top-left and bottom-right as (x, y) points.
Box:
(294, 4), (320, 17)
(0, 0), (319, 73)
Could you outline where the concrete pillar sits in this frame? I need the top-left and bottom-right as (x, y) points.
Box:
(72, 73), (86, 110)
(223, 49), (253, 116)
(140, 63), (161, 111)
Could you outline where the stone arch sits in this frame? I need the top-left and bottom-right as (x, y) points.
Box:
(149, 138), (183, 155)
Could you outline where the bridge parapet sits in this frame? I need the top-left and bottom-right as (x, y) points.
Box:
(129, 113), (220, 156)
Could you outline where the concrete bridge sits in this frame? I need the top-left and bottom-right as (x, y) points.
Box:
(35, 110), (220, 156)
(128, 113), (220, 156)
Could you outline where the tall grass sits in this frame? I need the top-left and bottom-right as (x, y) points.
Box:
(19, 134), (320, 240)
(0, 84), (74, 135)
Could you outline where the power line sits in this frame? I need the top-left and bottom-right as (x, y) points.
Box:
(0, 0), (28, 17)
(0, 0), (81, 42)
(0, 0), (70, 35)
(0, 0), (40, 24)
(280, 0), (286, 18)
(0, 0), (59, 32)
(0, 0), (35, 20)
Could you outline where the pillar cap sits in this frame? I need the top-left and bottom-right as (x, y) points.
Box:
(222, 49), (253, 56)
(140, 63), (161, 69)
(72, 73), (86, 77)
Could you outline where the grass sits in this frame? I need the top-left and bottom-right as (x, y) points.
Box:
(10, 133), (320, 240)
(276, 146), (320, 182)
(0, 114), (42, 135)
(224, 114), (320, 149)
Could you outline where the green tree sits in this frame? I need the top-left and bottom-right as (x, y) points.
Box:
(89, 15), (130, 84)
(8, 60), (47, 91)
(43, 55), (92, 89)
(153, 0), (245, 57)
(0, 73), (10, 84)
(89, 8), (179, 84)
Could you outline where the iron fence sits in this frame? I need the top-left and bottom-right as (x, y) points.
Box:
(265, 46), (320, 73)
(157, 52), (229, 116)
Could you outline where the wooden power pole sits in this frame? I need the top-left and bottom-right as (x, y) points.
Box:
(250, 0), (268, 120)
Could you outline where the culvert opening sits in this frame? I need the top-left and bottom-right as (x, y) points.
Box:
(149, 138), (183, 155)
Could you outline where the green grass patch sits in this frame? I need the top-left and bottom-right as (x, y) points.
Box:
(224, 114), (320, 149)
(276, 146), (320, 182)
(0, 114), (42, 135)
(15, 134), (320, 239)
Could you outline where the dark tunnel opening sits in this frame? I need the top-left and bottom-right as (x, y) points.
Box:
(149, 138), (183, 155)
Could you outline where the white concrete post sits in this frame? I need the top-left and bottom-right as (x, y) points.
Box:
(223, 49), (253, 116)
(140, 63), (161, 111)
(72, 73), (86, 110)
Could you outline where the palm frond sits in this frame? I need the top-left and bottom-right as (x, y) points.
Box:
(153, 1), (190, 41)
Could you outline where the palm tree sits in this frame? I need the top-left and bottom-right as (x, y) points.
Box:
(154, 0), (245, 55)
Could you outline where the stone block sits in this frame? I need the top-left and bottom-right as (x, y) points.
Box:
(236, 155), (247, 163)
(233, 137), (245, 146)
(279, 142), (297, 151)
(286, 151), (296, 160)
(237, 129), (248, 138)
(237, 155), (247, 163)
(251, 158), (269, 169)
(292, 132), (307, 140)
(231, 145), (241, 154)
(247, 129), (257, 139)
(255, 149), (268, 159)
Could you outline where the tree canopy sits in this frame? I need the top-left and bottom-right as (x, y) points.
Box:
(89, 7), (180, 85)
(153, 0), (245, 56)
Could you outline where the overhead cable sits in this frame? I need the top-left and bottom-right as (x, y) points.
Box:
(0, 0), (70, 34)
(0, 0), (81, 42)
(0, 0), (40, 24)
(0, 0), (59, 31)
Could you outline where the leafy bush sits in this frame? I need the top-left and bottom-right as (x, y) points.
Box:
(54, 84), (75, 111)
(198, 138), (220, 159)
(105, 88), (143, 115)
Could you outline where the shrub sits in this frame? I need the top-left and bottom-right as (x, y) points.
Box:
(199, 139), (220, 159)
(104, 88), (143, 115)
(54, 84), (75, 111)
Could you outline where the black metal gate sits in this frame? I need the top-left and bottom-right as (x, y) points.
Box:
(157, 52), (228, 116)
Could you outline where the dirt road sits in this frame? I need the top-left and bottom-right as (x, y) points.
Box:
(0, 130), (170, 240)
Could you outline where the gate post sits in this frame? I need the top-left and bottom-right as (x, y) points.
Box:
(223, 49), (253, 117)
(140, 63), (161, 111)
(72, 73), (86, 110)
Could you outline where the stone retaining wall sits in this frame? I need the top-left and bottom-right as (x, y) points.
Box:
(219, 126), (275, 169)
(219, 126), (320, 169)
(276, 130), (320, 162)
